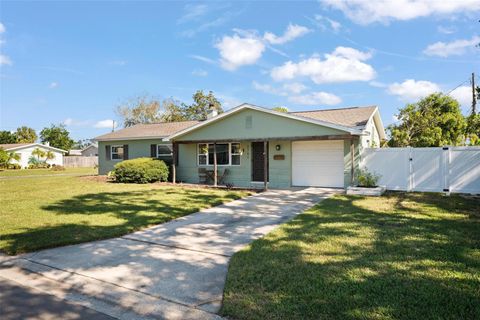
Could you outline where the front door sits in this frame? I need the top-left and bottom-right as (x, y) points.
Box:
(251, 142), (268, 182)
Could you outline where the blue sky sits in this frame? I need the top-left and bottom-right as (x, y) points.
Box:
(1, 1), (479, 140)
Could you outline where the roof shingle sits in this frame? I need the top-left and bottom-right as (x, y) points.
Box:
(290, 106), (377, 128)
(95, 121), (200, 141)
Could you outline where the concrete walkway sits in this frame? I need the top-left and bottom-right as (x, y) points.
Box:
(0, 188), (338, 320)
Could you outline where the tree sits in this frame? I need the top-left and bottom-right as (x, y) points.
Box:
(15, 126), (37, 143)
(272, 106), (288, 113)
(116, 94), (162, 127)
(31, 147), (46, 161)
(73, 139), (94, 149)
(388, 93), (467, 147)
(40, 124), (74, 151)
(182, 90), (223, 121)
(161, 98), (187, 122)
(0, 131), (17, 144)
(465, 113), (480, 145)
(0, 148), (20, 168)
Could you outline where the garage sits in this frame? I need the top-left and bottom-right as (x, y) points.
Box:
(292, 140), (345, 188)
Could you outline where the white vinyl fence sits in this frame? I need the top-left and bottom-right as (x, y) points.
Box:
(360, 147), (480, 194)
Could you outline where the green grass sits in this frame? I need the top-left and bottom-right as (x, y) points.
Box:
(0, 174), (250, 255)
(0, 167), (96, 177)
(222, 192), (480, 320)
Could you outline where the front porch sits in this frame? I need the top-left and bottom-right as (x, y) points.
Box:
(170, 135), (359, 190)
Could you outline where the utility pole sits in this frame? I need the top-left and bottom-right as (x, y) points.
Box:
(472, 72), (477, 115)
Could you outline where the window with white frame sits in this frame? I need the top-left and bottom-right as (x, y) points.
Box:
(157, 144), (173, 157)
(197, 143), (241, 166)
(111, 145), (124, 160)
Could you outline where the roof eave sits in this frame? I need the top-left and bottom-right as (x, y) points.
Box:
(94, 135), (169, 142)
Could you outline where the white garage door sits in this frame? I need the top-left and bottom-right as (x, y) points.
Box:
(292, 140), (344, 188)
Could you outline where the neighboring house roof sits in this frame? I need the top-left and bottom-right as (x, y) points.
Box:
(82, 143), (98, 151)
(291, 106), (377, 128)
(68, 149), (83, 155)
(94, 121), (200, 141)
(166, 103), (369, 141)
(0, 143), (67, 153)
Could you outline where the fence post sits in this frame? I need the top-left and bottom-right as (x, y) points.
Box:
(442, 146), (450, 193)
(408, 147), (413, 192)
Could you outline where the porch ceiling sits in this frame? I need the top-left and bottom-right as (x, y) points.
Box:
(172, 134), (359, 144)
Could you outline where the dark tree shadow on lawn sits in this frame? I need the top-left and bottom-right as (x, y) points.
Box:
(1, 188), (242, 254)
(222, 192), (480, 320)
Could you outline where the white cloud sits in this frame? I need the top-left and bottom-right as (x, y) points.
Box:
(0, 22), (5, 34)
(369, 81), (388, 88)
(0, 54), (12, 65)
(189, 54), (217, 65)
(49, 82), (58, 89)
(313, 15), (342, 32)
(450, 86), (472, 107)
(387, 79), (441, 101)
(192, 69), (208, 77)
(253, 81), (308, 96)
(283, 82), (307, 94)
(288, 91), (342, 106)
(437, 25), (456, 34)
(215, 33), (265, 70)
(63, 118), (73, 126)
(322, 0), (480, 25)
(177, 4), (209, 24)
(423, 36), (480, 57)
(263, 24), (311, 45)
(270, 46), (375, 84)
(94, 119), (117, 129)
(253, 81), (284, 96)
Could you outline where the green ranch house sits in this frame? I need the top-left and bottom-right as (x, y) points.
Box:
(95, 103), (385, 189)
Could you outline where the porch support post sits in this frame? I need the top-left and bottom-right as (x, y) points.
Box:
(263, 140), (268, 191)
(350, 138), (355, 186)
(213, 142), (218, 186)
(172, 141), (177, 184)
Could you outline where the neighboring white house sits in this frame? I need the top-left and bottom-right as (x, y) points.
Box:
(0, 143), (67, 168)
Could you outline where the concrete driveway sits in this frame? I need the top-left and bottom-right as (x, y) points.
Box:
(0, 187), (337, 320)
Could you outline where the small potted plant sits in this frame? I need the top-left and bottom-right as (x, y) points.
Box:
(347, 168), (386, 196)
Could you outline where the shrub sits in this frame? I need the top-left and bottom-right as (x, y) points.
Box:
(7, 163), (21, 170)
(112, 157), (169, 183)
(28, 162), (51, 169)
(51, 165), (66, 171)
(356, 168), (381, 188)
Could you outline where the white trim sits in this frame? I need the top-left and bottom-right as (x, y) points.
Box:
(363, 107), (386, 140)
(197, 142), (241, 167)
(110, 145), (124, 161)
(165, 103), (363, 141)
(156, 144), (173, 157)
(3, 143), (67, 154)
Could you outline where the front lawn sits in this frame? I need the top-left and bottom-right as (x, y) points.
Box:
(0, 174), (250, 255)
(0, 167), (96, 177)
(222, 192), (480, 320)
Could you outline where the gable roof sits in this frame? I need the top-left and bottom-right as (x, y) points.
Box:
(291, 106), (377, 128)
(166, 103), (369, 141)
(0, 143), (67, 153)
(94, 121), (199, 141)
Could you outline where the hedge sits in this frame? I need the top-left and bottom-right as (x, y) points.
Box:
(112, 157), (169, 183)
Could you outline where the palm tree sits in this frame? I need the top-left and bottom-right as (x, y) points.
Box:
(45, 150), (55, 161)
(7, 152), (20, 163)
(31, 148), (46, 161)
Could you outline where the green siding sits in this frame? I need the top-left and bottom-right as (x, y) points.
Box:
(98, 139), (171, 175)
(175, 108), (346, 142)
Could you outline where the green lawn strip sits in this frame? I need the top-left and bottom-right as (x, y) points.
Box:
(221, 192), (480, 320)
(0, 175), (250, 254)
(0, 167), (97, 177)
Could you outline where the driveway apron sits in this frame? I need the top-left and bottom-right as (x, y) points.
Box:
(0, 187), (338, 320)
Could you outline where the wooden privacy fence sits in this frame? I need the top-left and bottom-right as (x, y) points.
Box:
(63, 156), (98, 168)
(360, 147), (480, 194)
